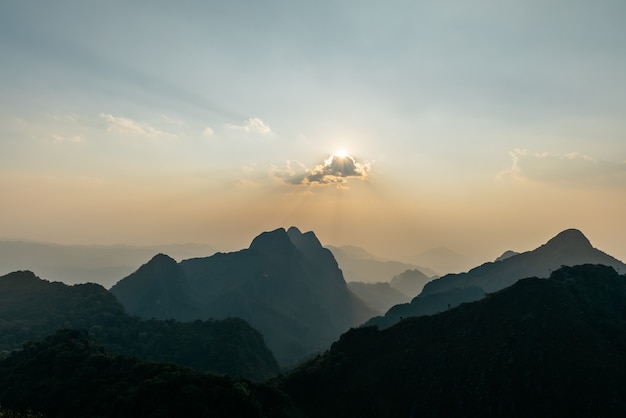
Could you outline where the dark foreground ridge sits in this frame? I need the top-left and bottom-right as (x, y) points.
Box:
(276, 264), (626, 417)
(0, 330), (291, 418)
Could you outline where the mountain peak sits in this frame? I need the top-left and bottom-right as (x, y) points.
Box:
(148, 253), (178, 265)
(544, 229), (592, 251)
(287, 226), (324, 254)
(287, 226), (302, 235)
(1, 270), (39, 281)
(249, 228), (295, 255)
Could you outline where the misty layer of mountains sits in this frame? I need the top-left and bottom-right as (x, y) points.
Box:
(0, 241), (216, 288)
(1, 227), (626, 417)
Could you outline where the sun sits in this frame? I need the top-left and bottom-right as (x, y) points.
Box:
(334, 149), (349, 158)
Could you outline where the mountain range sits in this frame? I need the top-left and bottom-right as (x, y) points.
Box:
(2, 226), (626, 417)
(421, 228), (626, 295)
(346, 269), (433, 314)
(327, 245), (437, 282)
(366, 228), (626, 329)
(0, 240), (216, 288)
(346, 282), (409, 314)
(111, 227), (376, 366)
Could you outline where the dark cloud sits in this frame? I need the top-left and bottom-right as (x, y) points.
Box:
(273, 154), (370, 187)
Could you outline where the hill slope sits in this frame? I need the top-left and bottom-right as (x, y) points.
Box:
(277, 264), (626, 417)
(0, 271), (278, 381)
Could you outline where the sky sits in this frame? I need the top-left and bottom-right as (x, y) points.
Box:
(1, 0), (626, 267)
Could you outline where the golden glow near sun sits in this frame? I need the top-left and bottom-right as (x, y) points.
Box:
(334, 149), (349, 158)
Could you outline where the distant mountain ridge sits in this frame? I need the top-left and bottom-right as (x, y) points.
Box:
(367, 228), (626, 329)
(0, 240), (216, 288)
(389, 269), (432, 297)
(421, 228), (626, 296)
(111, 227), (376, 366)
(327, 245), (437, 283)
(346, 282), (410, 314)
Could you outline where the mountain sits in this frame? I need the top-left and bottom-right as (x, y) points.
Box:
(0, 270), (279, 381)
(0, 330), (289, 418)
(346, 282), (410, 314)
(421, 228), (626, 296)
(109, 254), (196, 320)
(276, 264), (626, 417)
(111, 227), (376, 366)
(0, 240), (216, 288)
(495, 250), (519, 262)
(389, 268), (432, 297)
(327, 245), (437, 283)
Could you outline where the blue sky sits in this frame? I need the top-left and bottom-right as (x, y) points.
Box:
(1, 1), (625, 264)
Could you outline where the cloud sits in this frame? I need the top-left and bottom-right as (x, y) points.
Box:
(160, 114), (183, 125)
(100, 113), (174, 137)
(273, 154), (371, 187)
(49, 134), (82, 143)
(503, 149), (626, 186)
(202, 127), (214, 137)
(225, 117), (271, 134)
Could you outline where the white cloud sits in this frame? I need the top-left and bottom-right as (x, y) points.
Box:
(503, 148), (626, 187)
(225, 117), (271, 134)
(160, 114), (183, 125)
(273, 154), (371, 188)
(202, 127), (214, 137)
(100, 113), (174, 138)
(50, 134), (82, 143)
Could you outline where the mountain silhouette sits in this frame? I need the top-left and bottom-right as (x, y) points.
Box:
(389, 268), (432, 297)
(111, 227), (376, 366)
(110, 254), (196, 320)
(495, 250), (519, 262)
(368, 229), (626, 329)
(277, 264), (626, 417)
(346, 282), (410, 314)
(0, 240), (216, 288)
(421, 228), (626, 296)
